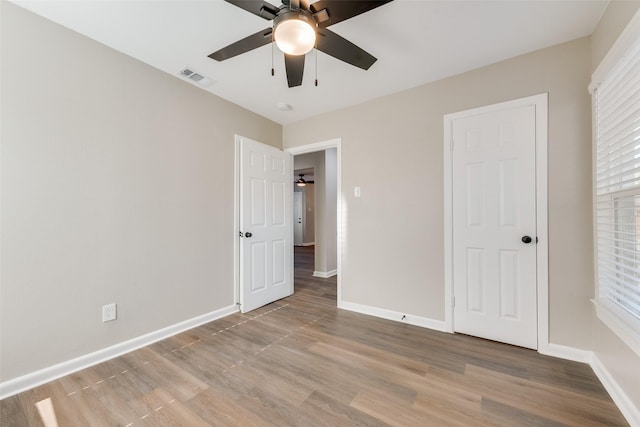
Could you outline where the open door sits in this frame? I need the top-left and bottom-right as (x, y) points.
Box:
(238, 136), (293, 313)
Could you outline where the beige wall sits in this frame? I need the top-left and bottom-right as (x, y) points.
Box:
(0, 2), (281, 381)
(590, 0), (640, 413)
(284, 37), (593, 348)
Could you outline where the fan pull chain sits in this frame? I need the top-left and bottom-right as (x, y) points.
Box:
(315, 48), (318, 87)
(271, 31), (275, 77)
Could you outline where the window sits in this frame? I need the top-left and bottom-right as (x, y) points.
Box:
(591, 11), (640, 356)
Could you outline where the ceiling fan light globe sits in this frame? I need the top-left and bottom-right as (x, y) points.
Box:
(274, 19), (316, 56)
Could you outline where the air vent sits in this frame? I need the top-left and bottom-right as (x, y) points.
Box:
(178, 67), (215, 87)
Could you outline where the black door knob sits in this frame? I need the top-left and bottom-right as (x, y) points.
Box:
(521, 235), (532, 244)
(245, 232), (252, 238)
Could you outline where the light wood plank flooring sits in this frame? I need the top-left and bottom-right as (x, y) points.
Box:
(1, 246), (628, 426)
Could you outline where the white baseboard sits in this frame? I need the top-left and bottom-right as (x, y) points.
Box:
(340, 301), (449, 332)
(538, 342), (593, 363)
(313, 269), (337, 278)
(538, 343), (638, 427)
(0, 304), (238, 400)
(591, 354), (640, 427)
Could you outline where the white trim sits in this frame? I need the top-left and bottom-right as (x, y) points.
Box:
(589, 9), (640, 93)
(593, 298), (640, 358)
(538, 343), (592, 364)
(341, 301), (449, 332)
(592, 354), (640, 427)
(443, 93), (549, 349)
(313, 269), (337, 278)
(537, 343), (640, 427)
(535, 94), (550, 349)
(285, 139), (343, 308)
(286, 139), (341, 155)
(234, 135), (241, 307)
(443, 112), (454, 333)
(0, 304), (238, 400)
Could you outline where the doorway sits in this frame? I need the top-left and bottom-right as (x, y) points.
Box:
(444, 94), (549, 349)
(286, 139), (342, 307)
(293, 167), (315, 247)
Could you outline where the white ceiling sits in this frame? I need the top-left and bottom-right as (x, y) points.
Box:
(11, 0), (608, 125)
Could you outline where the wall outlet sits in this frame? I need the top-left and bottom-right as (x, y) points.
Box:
(102, 303), (117, 322)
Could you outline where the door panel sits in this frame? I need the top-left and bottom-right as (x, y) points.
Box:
(452, 105), (537, 349)
(466, 248), (485, 313)
(240, 137), (293, 313)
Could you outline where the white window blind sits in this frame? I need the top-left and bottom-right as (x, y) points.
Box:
(593, 19), (640, 353)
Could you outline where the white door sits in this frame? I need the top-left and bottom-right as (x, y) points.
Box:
(239, 137), (293, 313)
(452, 104), (537, 349)
(294, 191), (304, 245)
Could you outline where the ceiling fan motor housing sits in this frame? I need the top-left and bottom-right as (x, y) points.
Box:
(275, 8), (316, 26)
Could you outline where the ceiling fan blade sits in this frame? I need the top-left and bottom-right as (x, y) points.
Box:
(290, 0), (300, 10)
(225, 0), (280, 20)
(284, 54), (305, 87)
(316, 28), (376, 70)
(209, 28), (273, 61)
(310, 0), (392, 28)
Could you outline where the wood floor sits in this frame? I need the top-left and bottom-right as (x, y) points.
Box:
(1, 246), (628, 426)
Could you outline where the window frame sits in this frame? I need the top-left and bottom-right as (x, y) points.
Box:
(590, 9), (640, 358)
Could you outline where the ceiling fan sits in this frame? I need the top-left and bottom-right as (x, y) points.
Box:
(208, 0), (393, 88)
(296, 173), (314, 186)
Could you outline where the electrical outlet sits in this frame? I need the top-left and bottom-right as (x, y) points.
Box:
(102, 303), (117, 322)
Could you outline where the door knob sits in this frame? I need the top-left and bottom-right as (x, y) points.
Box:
(245, 232), (252, 238)
(521, 235), (532, 244)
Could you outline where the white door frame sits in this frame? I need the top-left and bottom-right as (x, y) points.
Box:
(234, 135), (242, 307)
(285, 138), (343, 307)
(443, 94), (549, 351)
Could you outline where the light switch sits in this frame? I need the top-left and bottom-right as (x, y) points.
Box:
(354, 186), (361, 198)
